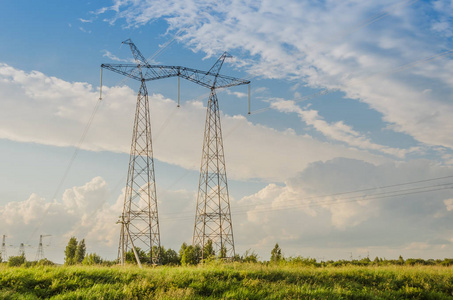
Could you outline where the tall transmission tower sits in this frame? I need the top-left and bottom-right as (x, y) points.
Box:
(1, 235), (7, 261)
(101, 39), (249, 264)
(35, 235), (51, 261)
(102, 39), (162, 265)
(191, 53), (250, 260)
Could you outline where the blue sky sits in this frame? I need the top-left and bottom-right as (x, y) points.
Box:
(1, 0), (453, 263)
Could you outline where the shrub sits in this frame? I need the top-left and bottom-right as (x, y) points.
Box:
(82, 253), (103, 265)
(8, 254), (26, 267)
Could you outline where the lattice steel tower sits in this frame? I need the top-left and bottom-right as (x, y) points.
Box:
(102, 39), (162, 265)
(35, 235), (51, 261)
(192, 53), (250, 260)
(101, 40), (250, 264)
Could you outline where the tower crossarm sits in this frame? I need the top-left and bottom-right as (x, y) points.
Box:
(101, 64), (250, 89)
(174, 66), (250, 89)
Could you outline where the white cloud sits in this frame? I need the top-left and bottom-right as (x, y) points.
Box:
(102, 50), (133, 63)
(269, 98), (412, 158)
(0, 63), (386, 182)
(79, 18), (93, 23)
(99, 0), (453, 156)
(0, 177), (114, 261)
(444, 198), (453, 211)
(0, 176), (198, 263)
(2, 161), (453, 262)
(234, 158), (453, 259)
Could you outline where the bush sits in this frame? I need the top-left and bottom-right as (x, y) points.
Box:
(82, 253), (103, 265)
(8, 254), (26, 267)
(37, 258), (55, 266)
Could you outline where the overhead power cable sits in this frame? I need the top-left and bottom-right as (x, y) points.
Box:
(158, 175), (453, 221)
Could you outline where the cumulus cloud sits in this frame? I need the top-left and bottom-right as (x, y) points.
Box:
(0, 63), (385, 182)
(2, 162), (452, 262)
(0, 177), (114, 262)
(234, 158), (453, 259)
(99, 0), (453, 157)
(0, 176), (197, 263)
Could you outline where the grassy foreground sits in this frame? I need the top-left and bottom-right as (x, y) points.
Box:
(1, 263), (453, 299)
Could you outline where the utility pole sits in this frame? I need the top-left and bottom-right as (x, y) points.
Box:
(35, 235), (51, 261)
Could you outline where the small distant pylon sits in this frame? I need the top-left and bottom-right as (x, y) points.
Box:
(1, 235), (7, 261)
(18, 243), (25, 257)
(35, 235), (51, 261)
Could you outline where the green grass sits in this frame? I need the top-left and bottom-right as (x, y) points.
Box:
(1, 263), (453, 299)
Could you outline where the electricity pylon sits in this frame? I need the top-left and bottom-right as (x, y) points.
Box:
(35, 234), (51, 261)
(101, 39), (249, 264)
(1, 235), (7, 261)
(102, 39), (163, 265)
(18, 243), (26, 257)
(191, 53), (249, 260)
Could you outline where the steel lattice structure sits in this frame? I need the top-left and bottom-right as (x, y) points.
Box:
(102, 39), (163, 265)
(35, 234), (51, 261)
(192, 53), (250, 260)
(102, 39), (249, 264)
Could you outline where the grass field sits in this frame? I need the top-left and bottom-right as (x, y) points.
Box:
(1, 263), (453, 299)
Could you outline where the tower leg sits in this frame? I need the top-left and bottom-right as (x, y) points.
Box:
(193, 89), (235, 260)
(118, 80), (161, 265)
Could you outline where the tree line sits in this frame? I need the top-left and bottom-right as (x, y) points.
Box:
(3, 240), (453, 267)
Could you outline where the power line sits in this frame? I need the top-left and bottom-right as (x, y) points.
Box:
(159, 176), (453, 221)
(161, 183), (452, 222)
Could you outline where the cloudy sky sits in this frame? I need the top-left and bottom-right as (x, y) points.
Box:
(1, 0), (453, 263)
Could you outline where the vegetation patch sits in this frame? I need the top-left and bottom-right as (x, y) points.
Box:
(1, 263), (453, 299)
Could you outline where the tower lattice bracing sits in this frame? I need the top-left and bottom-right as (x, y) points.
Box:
(118, 80), (161, 264)
(193, 88), (235, 259)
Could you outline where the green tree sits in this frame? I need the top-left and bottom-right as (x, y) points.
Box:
(75, 239), (86, 264)
(181, 245), (201, 265)
(218, 246), (227, 259)
(8, 254), (26, 267)
(203, 239), (215, 259)
(126, 247), (148, 264)
(160, 246), (180, 265)
(270, 243), (282, 263)
(243, 249), (259, 263)
(179, 242), (187, 260)
(64, 237), (78, 265)
(82, 253), (103, 265)
(37, 258), (55, 266)
(165, 248), (180, 265)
